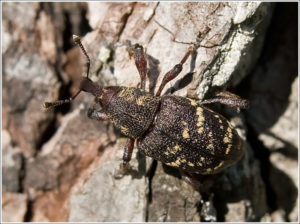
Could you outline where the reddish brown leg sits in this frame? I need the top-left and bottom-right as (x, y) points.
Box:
(155, 46), (194, 96)
(122, 138), (135, 168)
(181, 171), (201, 190)
(127, 43), (147, 90)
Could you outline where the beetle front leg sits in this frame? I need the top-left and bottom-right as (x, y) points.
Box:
(87, 108), (108, 121)
(200, 91), (249, 110)
(127, 42), (147, 90)
(122, 137), (135, 169)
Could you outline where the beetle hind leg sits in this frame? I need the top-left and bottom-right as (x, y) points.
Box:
(155, 46), (194, 96)
(200, 91), (249, 111)
(181, 171), (201, 190)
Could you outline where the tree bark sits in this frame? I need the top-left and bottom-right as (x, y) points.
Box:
(2, 2), (297, 222)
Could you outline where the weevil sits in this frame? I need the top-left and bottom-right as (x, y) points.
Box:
(44, 35), (249, 185)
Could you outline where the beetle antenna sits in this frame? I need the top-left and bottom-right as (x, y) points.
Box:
(73, 35), (90, 78)
(43, 90), (81, 109)
(43, 35), (91, 109)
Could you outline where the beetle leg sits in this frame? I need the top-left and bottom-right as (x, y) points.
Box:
(156, 46), (194, 96)
(127, 42), (147, 90)
(181, 171), (201, 190)
(122, 137), (135, 169)
(87, 108), (108, 121)
(200, 91), (249, 110)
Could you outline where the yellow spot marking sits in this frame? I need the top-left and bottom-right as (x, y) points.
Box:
(227, 126), (233, 139)
(181, 158), (187, 163)
(188, 162), (195, 167)
(166, 157), (187, 167)
(196, 107), (205, 134)
(207, 143), (214, 149)
(166, 161), (179, 167)
(174, 144), (180, 150)
(136, 96), (152, 106)
(120, 126), (129, 135)
(200, 157), (205, 162)
(189, 98), (197, 106)
(219, 119), (223, 124)
(220, 125), (224, 129)
(214, 161), (224, 170)
(208, 131), (213, 137)
(166, 158), (181, 167)
(197, 162), (203, 167)
(172, 144), (181, 153)
(166, 144), (181, 155)
(164, 151), (169, 156)
(205, 168), (213, 174)
(225, 144), (232, 154)
(118, 88), (135, 101)
(223, 136), (230, 143)
(136, 97), (144, 106)
(214, 114), (219, 118)
(183, 127), (190, 139)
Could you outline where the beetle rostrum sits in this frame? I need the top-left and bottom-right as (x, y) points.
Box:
(44, 35), (249, 184)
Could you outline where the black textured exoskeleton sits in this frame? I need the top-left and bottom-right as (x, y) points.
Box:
(44, 35), (249, 185)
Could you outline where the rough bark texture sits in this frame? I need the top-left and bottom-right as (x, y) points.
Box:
(2, 2), (298, 222)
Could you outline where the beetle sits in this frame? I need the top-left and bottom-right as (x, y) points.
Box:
(44, 35), (249, 185)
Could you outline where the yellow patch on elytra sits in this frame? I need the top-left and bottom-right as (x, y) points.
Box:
(208, 131), (213, 137)
(198, 127), (204, 134)
(214, 161), (224, 170)
(181, 158), (187, 163)
(166, 145), (181, 155)
(196, 107), (205, 134)
(220, 125), (224, 129)
(136, 97), (144, 106)
(207, 143), (214, 149)
(174, 144), (180, 150)
(166, 157), (187, 168)
(166, 158), (181, 167)
(204, 168), (212, 174)
(227, 126), (233, 139)
(200, 157), (205, 162)
(173, 144), (181, 153)
(223, 136), (230, 143)
(165, 161), (179, 167)
(182, 127), (190, 139)
(120, 126), (129, 135)
(189, 98), (197, 106)
(197, 162), (203, 167)
(188, 162), (195, 167)
(219, 119), (223, 124)
(225, 144), (232, 154)
(164, 151), (169, 156)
